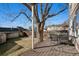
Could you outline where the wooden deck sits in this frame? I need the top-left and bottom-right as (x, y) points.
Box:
(21, 39), (79, 56)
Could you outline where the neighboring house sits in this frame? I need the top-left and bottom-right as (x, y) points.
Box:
(61, 22), (69, 30)
(47, 21), (69, 31)
(47, 24), (68, 31)
(0, 27), (30, 44)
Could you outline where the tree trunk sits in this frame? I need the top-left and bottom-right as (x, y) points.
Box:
(37, 22), (44, 42)
(39, 28), (43, 42)
(37, 23), (40, 42)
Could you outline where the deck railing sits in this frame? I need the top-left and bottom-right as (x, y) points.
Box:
(48, 30), (69, 45)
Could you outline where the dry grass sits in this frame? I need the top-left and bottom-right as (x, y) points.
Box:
(15, 39), (32, 48)
(0, 37), (32, 56)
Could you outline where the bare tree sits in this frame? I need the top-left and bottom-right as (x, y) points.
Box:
(13, 3), (68, 42)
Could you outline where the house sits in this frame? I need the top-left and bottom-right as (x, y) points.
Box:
(0, 27), (30, 44)
(47, 24), (68, 31)
(47, 21), (69, 31)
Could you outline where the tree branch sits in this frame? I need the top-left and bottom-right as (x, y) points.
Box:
(22, 12), (32, 22)
(23, 3), (31, 11)
(46, 7), (67, 19)
(11, 11), (32, 22)
(41, 4), (53, 23)
(23, 3), (40, 23)
(40, 3), (43, 16)
(34, 5), (40, 23)
(42, 3), (49, 21)
(11, 12), (21, 22)
(44, 4), (53, 17)
(44, 3), (49, 15)
(46, 4), (53, 15)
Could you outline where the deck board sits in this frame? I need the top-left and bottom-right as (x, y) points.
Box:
(21, 39), (79, 56)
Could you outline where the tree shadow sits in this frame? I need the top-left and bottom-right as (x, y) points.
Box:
(0, 37), (24, 56)
(34, 42), (74, 49)
(34, 44), (60, 49)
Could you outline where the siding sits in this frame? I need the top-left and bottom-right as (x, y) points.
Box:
(0, 32), (6, 44)
(7, 32), (19, 39)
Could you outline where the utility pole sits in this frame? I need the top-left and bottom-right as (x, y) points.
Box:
(32, 4), (35, 49)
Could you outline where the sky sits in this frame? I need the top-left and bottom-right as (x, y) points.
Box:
(0, 3), (69, 29)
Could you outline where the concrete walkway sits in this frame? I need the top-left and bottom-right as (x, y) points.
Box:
(21, 39), (79, 56)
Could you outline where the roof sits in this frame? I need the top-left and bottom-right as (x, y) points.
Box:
(0, 27), (18, 32)
(47, 24), (62, 28)
(61, 21), (69, 27)
(0, 27), (29, 33)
